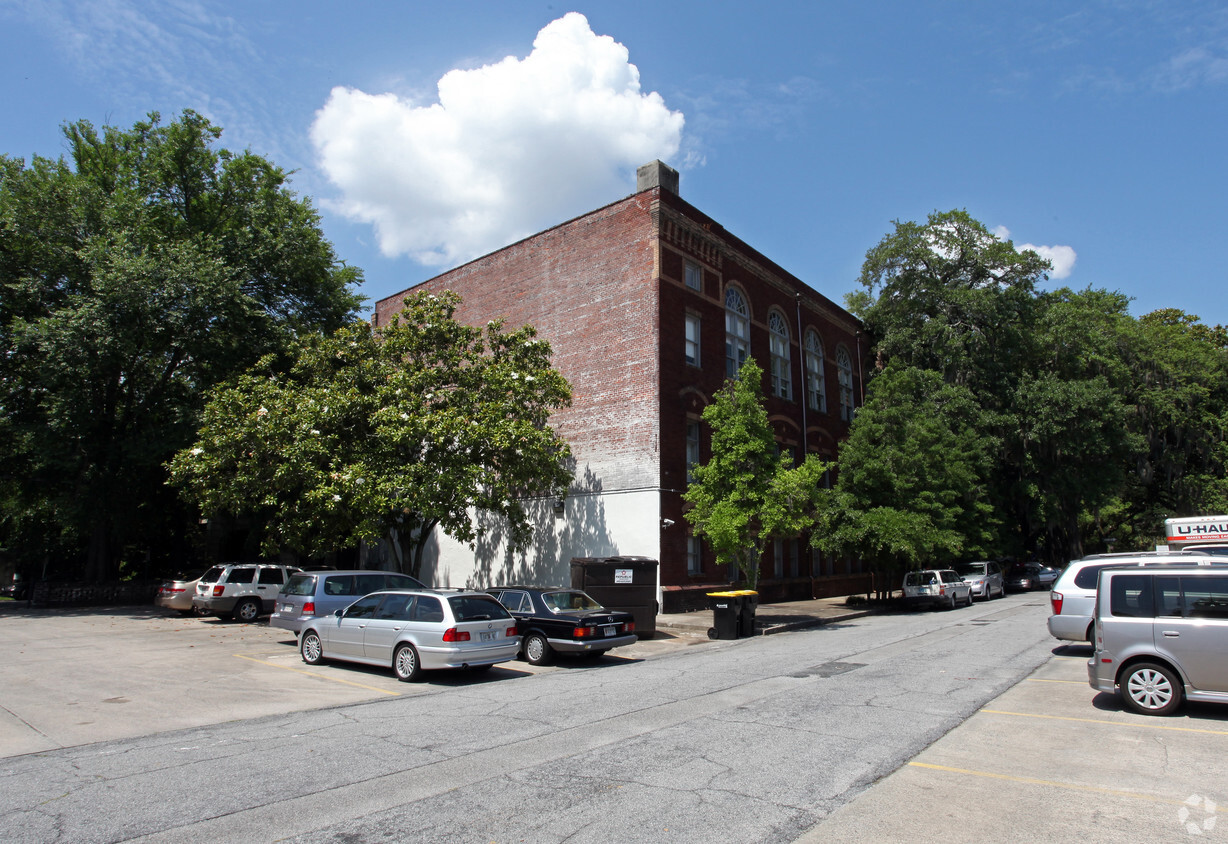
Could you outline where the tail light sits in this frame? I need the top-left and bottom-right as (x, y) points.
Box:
(1051, 592), (1064, 615)
(303, 602), (315, 615)
(442, 628), (470, 642)
(212, 584), (224, 597)
(624, 620), (635, 634)
(506, 626), (518, 637)
(573, 625), (595, 638)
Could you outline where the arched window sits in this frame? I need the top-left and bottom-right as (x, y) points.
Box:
(836, 346), (855, 421)
(804, 329), (826, 412)
(768, 310), (792, 399)
(725, 286), (750, 377)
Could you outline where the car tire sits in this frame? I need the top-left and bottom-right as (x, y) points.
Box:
(524, 632), (554, 665)
(393, 643), (422, 682)
(944, 594), (956, 611)
(1121, 662), (1182, 716)
(232, 598), (261, 623)
(965, 591), (974, 607)
(301, 630), (325, 665)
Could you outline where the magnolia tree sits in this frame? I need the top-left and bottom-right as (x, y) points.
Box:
(168, 291), (573, 579)
(683, 359), (829, 589)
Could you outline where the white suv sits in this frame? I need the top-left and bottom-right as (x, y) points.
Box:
(192, 563), (301, 622)
(903, 569), (972, 610)
(1047, 551), (1217, 642)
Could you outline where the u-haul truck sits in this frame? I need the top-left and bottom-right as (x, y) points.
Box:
(1164, 515), (1228, 549)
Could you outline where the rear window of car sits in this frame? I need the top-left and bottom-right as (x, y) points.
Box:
(388, 573), (424, 589)
(542, 591), (602, 612)
(1109, 574), (1154, 617)
(200, 566), (226, 584)
(282, 574), (317, 597)
(1074, 564), (1115, 589)
(954, 563), (986, 576)
(449, 595), (512, 621)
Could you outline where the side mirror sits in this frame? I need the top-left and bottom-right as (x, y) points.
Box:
(334, 609), (345, 618)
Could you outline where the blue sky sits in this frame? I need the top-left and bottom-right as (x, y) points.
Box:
(4, 1), (1227, 326)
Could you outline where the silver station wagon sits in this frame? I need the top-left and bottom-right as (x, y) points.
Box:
(299, 589), (520, 681)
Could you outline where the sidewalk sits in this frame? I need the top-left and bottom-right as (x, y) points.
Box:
(655, 595), (874, 639)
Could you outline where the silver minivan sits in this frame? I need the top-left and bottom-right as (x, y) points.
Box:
(270, 570), (425, 634)
(1088, 565), (1228, 715)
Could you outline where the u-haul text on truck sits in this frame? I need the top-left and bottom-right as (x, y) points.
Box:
(1165, 515), (1228, 549)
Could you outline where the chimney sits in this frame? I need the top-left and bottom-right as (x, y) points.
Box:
(636, 160), (679, 195)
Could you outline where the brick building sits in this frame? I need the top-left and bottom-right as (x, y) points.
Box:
(374, 161), (867, 612)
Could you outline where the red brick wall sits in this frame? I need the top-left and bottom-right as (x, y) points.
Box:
(375, 194), (663, 494)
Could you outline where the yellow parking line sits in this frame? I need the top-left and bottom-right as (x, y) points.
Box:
(234, 654), (400, 696)
(908, 762), (1189, 806)
(981, 709), (1228, 736)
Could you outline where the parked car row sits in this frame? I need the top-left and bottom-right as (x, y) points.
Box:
(902, 562), (1012, 610)
(154, 565), (639, 683)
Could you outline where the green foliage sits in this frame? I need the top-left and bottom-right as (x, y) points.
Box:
(847, 209), (1228, 563)
(168, 291), (574, 580)
(814, 365), (998, 571)
(683, 359), (829, 588)
(0, 111), (362, 580)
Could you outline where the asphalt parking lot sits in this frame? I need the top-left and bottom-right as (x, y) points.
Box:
(807, 640), (1228, 841)
(0, 605), (708, 758)
(2, 602), (1225, 841)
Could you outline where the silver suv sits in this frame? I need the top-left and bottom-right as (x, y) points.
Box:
(192, 563), (301, 622)
(1047, 551), (1218, 642)
(271, 570), (426, 634)
(1089, 565), (1228, 715)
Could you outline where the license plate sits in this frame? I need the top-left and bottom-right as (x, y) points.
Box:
(282, 604), (294, 613)
(479, 631), (496, 642)
(602, 626), (616, 637)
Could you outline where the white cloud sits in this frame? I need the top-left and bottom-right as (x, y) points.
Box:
(310, 13), (684, 268)
(993, 226), (1077, 279)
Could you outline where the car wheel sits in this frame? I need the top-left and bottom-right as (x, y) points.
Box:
(944, 594), (956, 611)
(232, 598), (261, 623)
(965, 591), (974, 607)
(524, 633), (554, 665)
(301, 630), (325, 665)
(393, 643), (422, 682)
(1121, 662), (1182, 716)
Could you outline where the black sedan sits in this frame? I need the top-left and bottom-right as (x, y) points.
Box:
(487, 586), (636, 665)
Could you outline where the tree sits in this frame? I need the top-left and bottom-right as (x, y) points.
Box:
(849, 209), (1049, 398)
(0, 111), (362, 581)
(813, 365), (998, 594)
(168, 291), (574, 580)
(683, 359), (829, 589)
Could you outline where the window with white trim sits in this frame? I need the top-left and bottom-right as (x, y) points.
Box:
(685, 260), (702, 291)
(725, 287), (750, 378)
(768, 310), (792, 400)
(837, 346), (855, 421)
(684, 312), (700, 367)
(804, 329), (827, 413)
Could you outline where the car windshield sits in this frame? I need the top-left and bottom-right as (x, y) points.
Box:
(543, 591), (603, 612)
(954, 563), (987, 576)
